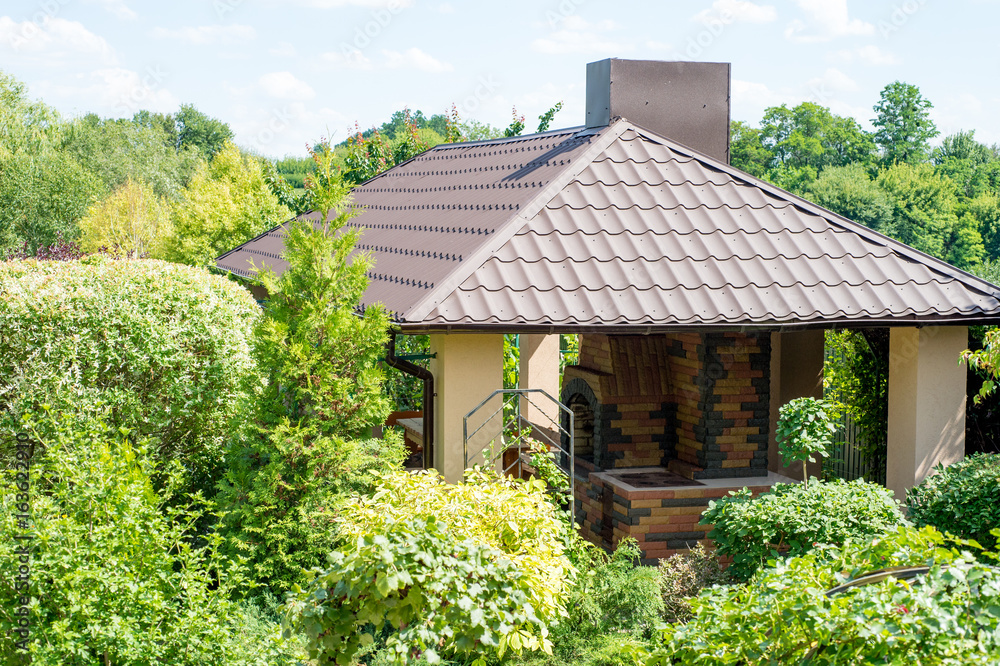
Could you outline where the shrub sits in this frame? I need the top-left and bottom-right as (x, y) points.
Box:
(702, 478), (903, 581)
(775, 397), (839, 483)
(217, 210), (405, 596)
(906, 452), (1000, 549)
(78, 177), (172, 257)
(648, 526), (1000, 665)
(283, 468), (573, 665)
(0, 410), (304, 665)
(0, 257), (261, 492)
(657, 543), (730, 624)
(560, 538), (664, 639)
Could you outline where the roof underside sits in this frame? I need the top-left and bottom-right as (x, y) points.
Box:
(216, 120), (1000, 331)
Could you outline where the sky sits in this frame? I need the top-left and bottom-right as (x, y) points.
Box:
(2, 0), (999, 159)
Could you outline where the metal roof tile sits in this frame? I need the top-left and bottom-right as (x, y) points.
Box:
(217, 118), (1000, 330)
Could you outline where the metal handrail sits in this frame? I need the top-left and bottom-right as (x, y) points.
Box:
(463, 388), (575, 526)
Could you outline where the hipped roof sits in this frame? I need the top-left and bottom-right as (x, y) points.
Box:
(216, 119), (1000, 332)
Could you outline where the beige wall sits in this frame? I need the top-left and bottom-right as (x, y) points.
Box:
(518, 334), (561, 430)
(886, 326), (967, 501)
(428, 333), (504, 483)
(768, 329), (825, 480)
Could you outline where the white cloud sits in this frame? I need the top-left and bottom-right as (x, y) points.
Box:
(806, 67), (859, 100)
(258, 71), (316, 100)
(152, 24), (256, 45)
(321, 48), (374, 69)
(0, 16), (117, 65)
(785, 0), (874, 42)
(532, 16), (631, 55)
(38, 66), (178, 117)
(830, 44), (900, 66)
(269, 41), (297, 57)
(693, 0), (777, 25)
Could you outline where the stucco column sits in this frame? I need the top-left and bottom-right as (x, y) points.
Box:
(886, 326), (967, 501)
(518, 334), (562, 431)
(428, 333), (504, 483)
(768, 329), (825, 479)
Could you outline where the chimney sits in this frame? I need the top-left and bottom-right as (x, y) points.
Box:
(586, 59), (731, 163)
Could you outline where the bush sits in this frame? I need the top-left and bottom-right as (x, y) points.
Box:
(657, 543), (730, 624)
(0, 257), (261, 492)
(702, 478), (903, 581)
(283, 468), (573, 666)
(648, 526), (1000, 665)
(560, 538), (664, 640)
(906, 453), (1000, 549)
(217, 212), (406, 596)
(0, 410), (304, 665)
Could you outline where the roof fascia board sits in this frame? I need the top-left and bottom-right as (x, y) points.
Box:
(403, 120), (633, 323)
(626, 122), (1000, 297)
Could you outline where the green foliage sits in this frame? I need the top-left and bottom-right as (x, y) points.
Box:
(728, 120), (771, 178)
(657, 543), (730, 624)
(217, 186), (405, 595)
(906, 453), (1000, 549)
(560, 538), (663, 639)
(0, 257), (261, 492)
(284, 469), (573, 665)
(498, 632), (649, 666)
(962, 327), (1000, 403)
(648, 526), (1000, 665)
(824, 329), (889, 476)
(0, 150), (103, 253)
(0, 410), (304, 665)
(872, 81), (939, 166)
(504, 107), (527, 138)
(78, 177), (172, 256)
(0, 69), (61, 156)
(775, 397), (840, 482)
(174, 103), (234, 159)
(60, 113), (199, 200)
(760, 102), (875, 173)
(162, 141), (292, 266)
(702, 479), (903, 582)
(536, 102), (564, 133)
(806, 163), (894, 233)
(381, 333), (431, 411)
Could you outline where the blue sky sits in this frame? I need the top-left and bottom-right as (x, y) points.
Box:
(2, 0), (998, 159)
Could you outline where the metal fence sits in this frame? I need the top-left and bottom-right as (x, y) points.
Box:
(824, 412), (887, 486)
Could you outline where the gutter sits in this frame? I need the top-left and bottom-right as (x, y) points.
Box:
(385, 331), (434, 470)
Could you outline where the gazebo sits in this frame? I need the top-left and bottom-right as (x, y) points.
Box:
(218, 59), (1000, 562)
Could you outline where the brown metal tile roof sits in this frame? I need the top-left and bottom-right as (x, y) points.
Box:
(216, 120), (1000, 331)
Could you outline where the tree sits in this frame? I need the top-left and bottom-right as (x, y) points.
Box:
(216, 146), (405, 596)
(60, 113), (199, 199)
(729, 120), (773, 177)
(0, 150), (102, 253)
(872, 81), (938, 165)
(0, 69), (61, 156)
(175, 103), (234, 159)
(78, 177), (172, 256)
(162, 141), (292, 266)
(934, 130), (993, 166)
(806, 163), (894, 233)
(760, 102), (875, 173)
(876, 162), (961, 259)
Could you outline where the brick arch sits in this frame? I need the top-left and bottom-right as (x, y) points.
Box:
(561, 376), (607, 470)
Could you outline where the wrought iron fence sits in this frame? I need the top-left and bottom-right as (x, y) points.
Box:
(824, 412), (887, 486)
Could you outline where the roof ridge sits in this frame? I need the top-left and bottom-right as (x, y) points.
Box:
(404, 121), (631, 322)
(619, 119), (1000, 299)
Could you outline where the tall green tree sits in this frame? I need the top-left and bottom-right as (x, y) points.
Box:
(872, 81), (939, 165)
(730, 120), (773, 178)
(162, 141), (292, 266)
(760, 102), (875, 173)
(174, 103), (234, 159)
(806, 163), (894, 233)
(0, 69), (61, 156)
